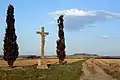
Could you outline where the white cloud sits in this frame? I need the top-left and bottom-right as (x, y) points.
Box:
(97, 36), (115, 39)
(48, 21), (55, 24)
(49, 9), (120, 31)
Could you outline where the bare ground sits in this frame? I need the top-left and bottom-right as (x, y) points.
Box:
(80, 59), (120, 80)
(1, 58), (120, 80)
(0, 58), (82, 67)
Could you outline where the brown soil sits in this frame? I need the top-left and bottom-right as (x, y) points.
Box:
(0, 58), (82, 67)
(1, 58), (120, 80)
(80, 59), (120, 80)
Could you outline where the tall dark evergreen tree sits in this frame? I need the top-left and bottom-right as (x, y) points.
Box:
(56, 15), (66, 64)
(3, 4), (19, 67)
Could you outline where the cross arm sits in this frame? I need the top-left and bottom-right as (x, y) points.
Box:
(36, 31), (40, 34)
(36, 31), (49, 36)
(45, 32), (49, 35)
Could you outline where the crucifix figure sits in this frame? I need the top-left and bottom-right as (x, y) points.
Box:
(36, 27), (49, 59)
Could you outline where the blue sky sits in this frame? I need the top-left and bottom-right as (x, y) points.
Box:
(0, 0), (120, 56)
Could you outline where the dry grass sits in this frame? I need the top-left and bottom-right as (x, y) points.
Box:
(1, 58), (120, 80)
(0, 58), (83, 67)
(80, 59), (120, 80)
(0, 59), (86, 80)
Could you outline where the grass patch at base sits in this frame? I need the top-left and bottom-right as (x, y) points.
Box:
(0, 59), (86, 80)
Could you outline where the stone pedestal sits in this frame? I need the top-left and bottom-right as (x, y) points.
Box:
(37, 59), (48, 69)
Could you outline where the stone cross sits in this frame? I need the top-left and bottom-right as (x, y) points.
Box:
(36, 27), (49, 59)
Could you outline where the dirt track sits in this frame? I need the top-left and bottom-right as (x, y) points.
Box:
(80, 59), (120, 80)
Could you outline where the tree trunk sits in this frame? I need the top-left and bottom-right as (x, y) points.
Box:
(59, 60), (62, 64)
(7, 60), (14, 68)
(59, 59), (64, 65)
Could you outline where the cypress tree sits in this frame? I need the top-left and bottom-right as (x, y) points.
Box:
(56, 15), (66, 64)
(3, 4), (19, 67)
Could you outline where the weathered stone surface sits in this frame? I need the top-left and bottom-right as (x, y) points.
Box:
(36, 27), (49, 69)
(37, 59), (48, 69)
(36, 27), (49, 58)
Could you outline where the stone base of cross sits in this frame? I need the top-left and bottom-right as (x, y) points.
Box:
(37, 59), (48, 69)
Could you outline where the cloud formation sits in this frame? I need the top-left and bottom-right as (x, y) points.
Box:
(97, 36), (115, 39)
(49, 9), (120, 31)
